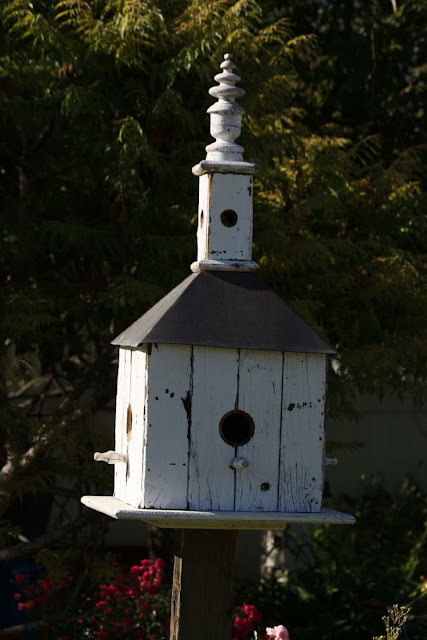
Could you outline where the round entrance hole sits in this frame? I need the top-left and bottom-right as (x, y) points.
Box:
(219, 410), (255, 447)
(220, 209), (238, 227)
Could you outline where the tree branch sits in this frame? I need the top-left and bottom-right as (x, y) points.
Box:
(0, 513), (95, 564)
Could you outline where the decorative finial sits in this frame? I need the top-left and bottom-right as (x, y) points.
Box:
(205, 53), (246, 162)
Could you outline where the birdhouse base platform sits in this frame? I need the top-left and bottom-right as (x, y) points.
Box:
(81, 496), (355, 529)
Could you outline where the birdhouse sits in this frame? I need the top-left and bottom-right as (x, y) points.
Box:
(82, 55), (354, 529)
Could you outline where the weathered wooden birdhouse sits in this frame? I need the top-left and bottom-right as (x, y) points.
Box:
(83, 55), (354, 529)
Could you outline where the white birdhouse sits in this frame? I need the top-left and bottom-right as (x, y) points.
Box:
(82, 55), (354, 529)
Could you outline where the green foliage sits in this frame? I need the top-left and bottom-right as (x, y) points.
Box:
(0, 2), (426, 632)
(244, 478), (427, 640)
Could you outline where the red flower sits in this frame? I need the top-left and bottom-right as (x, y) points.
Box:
(14, 573), (26, 584)
(130, 565), (143, 575)
(106, 585), (117, 594)
(41, 577), (53, 593)
(95, 600), (107, 608)
(233, 603), (263, 639)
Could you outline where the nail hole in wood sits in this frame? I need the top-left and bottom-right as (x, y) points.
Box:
(219, 410), (254, 447)
(126, 404), (132, 440)
(220, 209), (238, 227)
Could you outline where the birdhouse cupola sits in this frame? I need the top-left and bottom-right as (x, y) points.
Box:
(82, 55), (354, 529)
(191, 53), (258, 274)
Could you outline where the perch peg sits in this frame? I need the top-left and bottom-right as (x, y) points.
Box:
(229, 456), (249, 470)
(94, 450), (127, 464)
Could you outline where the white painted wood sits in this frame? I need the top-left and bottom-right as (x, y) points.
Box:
(192, 160), (257, 176)
(196, 174), (209, 265)
(236, 350), (283, 511)
(188, 347), (239, 510)
(125, 347), (147, 507)
(279, 353), (327, 512)
(196, 173), (254, 264)
(205, 54), (245, 163)
(81, 496), (355, 528)
(142, 344), (192, 509)
(114, 347), (132, 502)
(190, 259), (259, 273)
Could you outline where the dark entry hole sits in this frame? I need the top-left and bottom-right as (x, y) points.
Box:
(220, 209), (238, 227)
(261, 483), (270, 492)
(219, 410), (254, 447)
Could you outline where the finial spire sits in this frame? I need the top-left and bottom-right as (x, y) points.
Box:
(190, 54), (259, 274)
(205, 53), (246, 162)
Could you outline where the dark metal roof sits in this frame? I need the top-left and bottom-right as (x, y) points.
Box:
(112, 271), (335, 354)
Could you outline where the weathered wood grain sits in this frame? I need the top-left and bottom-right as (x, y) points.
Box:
(279, 353), (327, 512)
(188, 346), (239, 510)
(170, 529), (238, 640)
(125, 346), (147, 507)
(81, 495), (356, 527)
(143, 344), (192, 509)
(235, 349), (283, 511)
(114, 347), (132, 502)
(197, 173), (253, 263)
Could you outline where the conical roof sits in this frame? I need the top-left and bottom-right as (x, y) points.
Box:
(112, 271), (335, 354)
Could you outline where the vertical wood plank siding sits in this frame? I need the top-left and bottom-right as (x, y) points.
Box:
(143, 344), (192, 509)
(188, 346), (239, 510)
(279, 353), (326, 512)
(115, 345), (326, 512)
(114, 347), (132, 502)
(235, 350), (283, 511)
(125, 347), (147, 506)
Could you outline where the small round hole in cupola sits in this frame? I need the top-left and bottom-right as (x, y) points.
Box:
(219, 410), (254, 447)
(220, 209), (238, 227)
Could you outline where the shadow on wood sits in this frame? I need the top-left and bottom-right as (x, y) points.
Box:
(170, 529), (238, 640)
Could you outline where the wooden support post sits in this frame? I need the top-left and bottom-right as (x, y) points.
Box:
(170, 529), (238, 640)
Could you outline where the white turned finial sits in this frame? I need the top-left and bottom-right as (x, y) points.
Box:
(205, 53), (246, 162)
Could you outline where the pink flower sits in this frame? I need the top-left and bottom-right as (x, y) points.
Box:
(266, 625), (290, 640)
